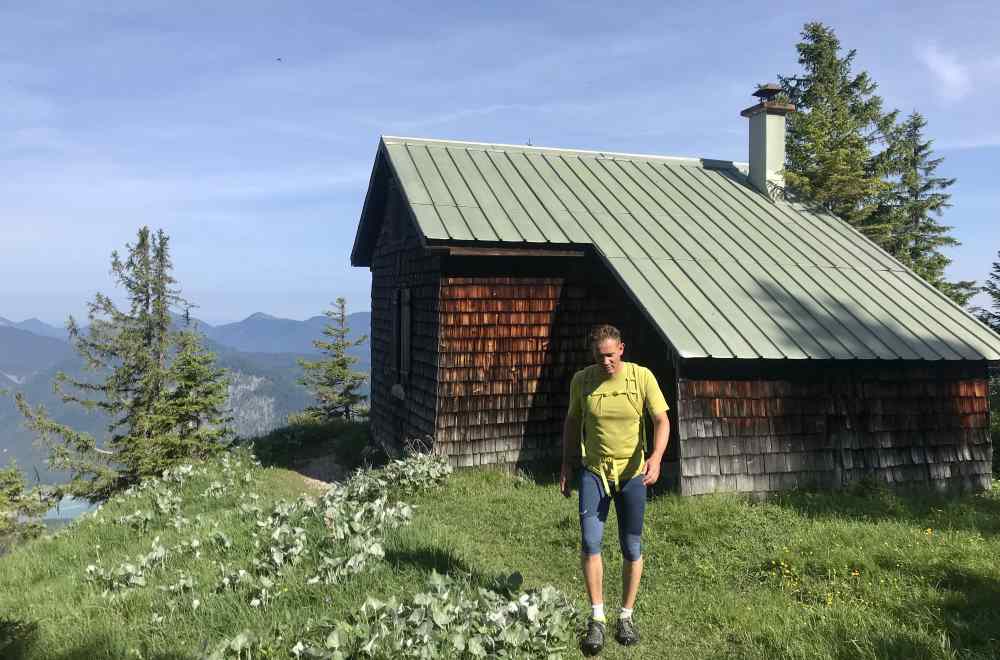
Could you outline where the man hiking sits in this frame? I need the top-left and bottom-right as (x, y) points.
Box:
(560, 324), (670, 654)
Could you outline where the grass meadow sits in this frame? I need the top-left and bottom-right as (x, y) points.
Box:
(1, 440), (999, 659)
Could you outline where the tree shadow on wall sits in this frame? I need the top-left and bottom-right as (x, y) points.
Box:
(518, 259), (681, 496)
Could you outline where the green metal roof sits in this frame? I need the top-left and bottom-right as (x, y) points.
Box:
(353, 136), (1000, 361)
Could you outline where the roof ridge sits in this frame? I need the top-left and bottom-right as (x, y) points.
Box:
(380, 135), (746, 170)
(355, 135), (1000, 360)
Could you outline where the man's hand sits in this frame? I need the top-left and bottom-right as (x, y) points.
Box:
(559, 462), (572, 498)
(642, 458), (661, 486)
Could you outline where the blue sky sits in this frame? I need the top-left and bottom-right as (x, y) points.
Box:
(2, 1), (998, 325)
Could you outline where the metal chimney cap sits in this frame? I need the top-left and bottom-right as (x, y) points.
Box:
(753, 83), (782, 101)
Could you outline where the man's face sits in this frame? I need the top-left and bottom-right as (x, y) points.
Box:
(593, 338), (624, 375)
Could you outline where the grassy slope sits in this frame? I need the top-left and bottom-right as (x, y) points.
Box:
(405, 471), (1000, 659)
(2, 455), (1000, 659)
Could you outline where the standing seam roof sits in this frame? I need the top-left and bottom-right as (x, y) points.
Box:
(370, 136), (1000, 361)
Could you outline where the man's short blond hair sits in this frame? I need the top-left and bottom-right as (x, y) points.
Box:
(589, 324), (622, 348)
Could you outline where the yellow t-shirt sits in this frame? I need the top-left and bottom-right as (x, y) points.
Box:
(567, 362), (669, 492)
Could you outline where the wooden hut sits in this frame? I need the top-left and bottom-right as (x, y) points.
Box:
(350, 89), (1000, 495)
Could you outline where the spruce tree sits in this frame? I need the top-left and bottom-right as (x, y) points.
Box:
(778, 22), (896, 245)
(16, 227), (228, 500)
(1, 386), (54, 550)
(975, 251), (1000, 333)
(137, 328), (232, 474)
(972, 252), (1000, 475)
(0, 459), (54, 551)
(298, 298), (368, 421)
(881, 112), (976, 305)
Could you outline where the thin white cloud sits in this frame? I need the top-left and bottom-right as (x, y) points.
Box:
(917, 43), (972, 101)
(937, 134), (1000, 151)
(0, 162), (370, 222)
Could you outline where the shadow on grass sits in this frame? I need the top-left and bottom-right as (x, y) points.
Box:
(0, 619), (39, 659)
(728, 619), (976, 660)
(883, 562), (1000, 656)
(505, 457), (561, 488)
(385, 545), (495, 589)
(52, 641), (193, 660)
(825, 627), (958, 660)
(0, 621), (194, 660)
(239, 418), (370, 474)
(506, 460), (677, 504)
(770, 481), (1000, 538)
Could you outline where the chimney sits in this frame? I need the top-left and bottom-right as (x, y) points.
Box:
(740, 83), (795, 196)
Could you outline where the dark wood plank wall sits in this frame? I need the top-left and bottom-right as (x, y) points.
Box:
(433, 255), (680, 481)
(676, 362), (992, 495)
(368, 186), (442, 455)
(365, 177), (992, 495)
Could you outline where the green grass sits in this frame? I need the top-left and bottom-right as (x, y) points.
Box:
(2, 452), (1000, 659)
(244, 417), (370, 472)
(403, 471), (1000, 659)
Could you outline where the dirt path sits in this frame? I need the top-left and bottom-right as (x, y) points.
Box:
(292, 454), (347, 492)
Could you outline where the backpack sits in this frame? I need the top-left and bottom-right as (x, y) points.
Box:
(579, 362), (650, 460)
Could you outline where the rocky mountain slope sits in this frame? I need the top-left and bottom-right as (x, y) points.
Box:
(0, 311), (371, 483)
(0, 327), (74, 384)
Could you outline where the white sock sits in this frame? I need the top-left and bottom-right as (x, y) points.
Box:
(591, 603), (606, 621)
(620, 607), (634, 620)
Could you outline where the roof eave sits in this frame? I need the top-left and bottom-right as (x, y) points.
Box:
(350, 137), (432, 266)
(349, 138), (389, 268)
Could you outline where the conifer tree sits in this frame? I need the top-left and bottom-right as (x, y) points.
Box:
(16, 227), (228, 500)
(778, 22), (896, 245)
(779, 23), (972, 303)
(881, 112), (976, 305)
(0, 459), (54, 551)
(1, 386), (54, 550)
(977, 253), (1000, 474)
(137, 328), (232, 474)
(298, 298), (368, 422)
(975, 251), (1000, 333)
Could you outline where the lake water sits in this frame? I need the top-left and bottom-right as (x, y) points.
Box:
(44, 496), (96, 521)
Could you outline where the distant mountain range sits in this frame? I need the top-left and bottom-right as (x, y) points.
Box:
(199, 311), (370, 355)
(0, 311), (371, 357)
(0, 326), (75, 384)
(0, 311), (372, 483)
(0, 316), (68, 340)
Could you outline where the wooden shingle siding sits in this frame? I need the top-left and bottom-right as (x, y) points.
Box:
(676, 363), (992, 495)
(433, 260), (680, 476)
(355, 139), (996, 496)
(368, 187), (441, 455)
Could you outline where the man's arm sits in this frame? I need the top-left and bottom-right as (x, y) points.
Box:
(642, 411), (670, 486)
(559, 414), (580, 497)
(562, 414), (580, 466)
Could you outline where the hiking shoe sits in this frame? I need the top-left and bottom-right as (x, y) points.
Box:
(581, 618), (606, 655)
(615, 616), (640, 646)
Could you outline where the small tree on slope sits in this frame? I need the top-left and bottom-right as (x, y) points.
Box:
(1, 385), (54, 551)
(0, 459), (54, 552)
(136, 328), (232, 475)
(298, 298), (368, 422)
(16, 227), (230, 500)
